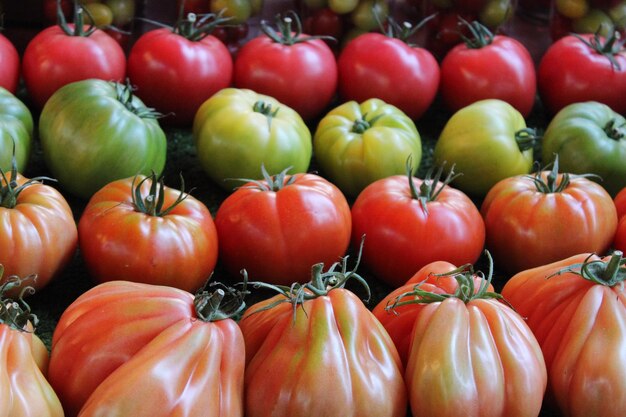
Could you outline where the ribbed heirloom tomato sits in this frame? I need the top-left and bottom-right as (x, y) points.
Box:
(614, 187), (626, 252)
(0, 88), (34, 173)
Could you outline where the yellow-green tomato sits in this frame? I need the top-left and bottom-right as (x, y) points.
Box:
(193, 88), (312, 191)
(351, 0), (389, 31)
(479, 0), (514, 28)
(313, 98), (422, 198)
(0, 87), (34, 173)
(82, 3), (114, 27)
(433, 99), (535, 197)
(329, 0), (359, 15)
(105, 0), (136, 27)
(555, 0), (589, 19)
(573, 8), (614, 36)
(210, 0), (252, 24)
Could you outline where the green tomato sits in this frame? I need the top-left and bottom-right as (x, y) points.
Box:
(542, 101), (626, 197)
(39, 79), (167, 199)
(0, 87), (34, 173)
(479, 0), (514, 28)
(105, 0), (136, 27)
(572, 8), (614, 36)
(329, 0), (359, 15)
(313, 98), (422, 198)
(192, 88), (312, 191)
(609, 1), (626, 28)
(555, 0), (589, 19)
(210, 0), (252, 24)
(433, 99), (535, 197)
(351, 0), (389, 31)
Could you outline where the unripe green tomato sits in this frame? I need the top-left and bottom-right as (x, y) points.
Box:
(479, 0), (514, 27)
(329, 0), (359, 15)
(555, 0), (589, 19)
(211, 0), (252, 24)
(105, 0), (136, 27)
(573, 8), (614, 36)
(83, 3), (114, 27)
(609, 1), (626, 28)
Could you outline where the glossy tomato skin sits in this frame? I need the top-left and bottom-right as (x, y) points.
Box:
(234, 31), (338, 121)
(337, 32), (440, 120)
(22, 24), (126, 109)
(0, 33), (20, 94)
(78, 176), (219, 293)
(502, 254), (626, 417)
(613, 187), (626, 252)
(405, 297), (546, 417)
(0, 88), (34, 173)
(0, 174), (78, 295)
(538, 34), (626, 115)
(239, 288), (407, 417)
(440, 35), (537, 117)
(350, 175), (485, 287)
(128, 28), (233, 126)
(215, 173), (351, 285)
(49, 281), (244, 417)
(481, 171), (618, 274)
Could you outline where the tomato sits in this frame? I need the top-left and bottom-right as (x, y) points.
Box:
(613, 187), (626, 251)
(0, 88), (34, 173)
(337, 20), (440, 120)
(239, 259), (407, 417)
(313, 98), (422, 197)
(192, 88), (312, 191)
(49, 281), (246, 417)
(396, 266), (547, 417)
(210, 0), (252, 24)
(350, 163), (485, 287)
(82, 3), (114, 27)
(433, 99), (537, 197)
(0, 271), (64, 417)
(0, 157), (77, 296)
(541, 101), (626, 197)
(215, 167), (351, 285)
(372, 260), (494, 365)
(350, 0), (389, 31)
(481, 158), (618, 274)
(78, 173), (218, 293)
(0, 32), (20, 94)
(39, 79), (167, 200)
(302, 7), (344, 42)
(105, 0), (136, 27)
(538, 32), (626, 115)
(128, 13), (233, 126)
(501, 252), (626, 417)
(329, 0), (359, 14)
(234, 12), (338, 121)
(21, 5), (126, 109)
(440, 20), (537, 117)
(177, 0), (211, 14)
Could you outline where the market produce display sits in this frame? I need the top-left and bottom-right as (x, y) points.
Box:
(1, 1), (626, 417)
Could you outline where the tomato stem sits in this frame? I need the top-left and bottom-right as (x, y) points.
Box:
(515, 127), (541, 152)
(458, 18), (494, 49)
(604, 119), (626, 141)
(113, 80), (161, 119)
(406, 157), (461, 214)
(131, 171), (193, 217)
(57, 0), (97, 37)
(194, 281), (248, 322)
(351, 112), (384, 134)
(174, 10), (232, 41)
(232, 165), (297, 192)
(381, 14), (435, 45)
(0, 267), (38, 332)
(261, 11), (335, 46)
(548, 251), (626, 287)
(572, 31), (626, 71)
(253, 100), (280, 130)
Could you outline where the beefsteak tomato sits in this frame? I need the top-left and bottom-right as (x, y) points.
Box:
(0, 88), (34, 174)
(78, 173), (219, 293)
(613, 187), (626, 252)
(0, 33), (19, 94)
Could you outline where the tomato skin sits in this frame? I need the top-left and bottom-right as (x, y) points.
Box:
(240, 288), (407, 417)
(0, 88), (34, 173)
(613, 187), (626, 251)
(350, 174), (486, 287)
(501, 253), (626, 417)
(338, 32), (440, 120)
(78, 176), (219, 293)
(22, 24), (126, 109)
(49, 281), (244, 417)
(481, 171), (618, 274)
(39, 79), (167, 200)
(440, 35), (537, 117)
(538, 33), (626, 115)
(215, 172), (351, 285)
(0, 33), (20, 94)
(234, 30), (338, 121)
(128, 28), (233, 126)
(0, 174), (78, 295)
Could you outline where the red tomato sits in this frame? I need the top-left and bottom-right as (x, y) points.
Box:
(21, 12), (125, 109)
(538, 32), (626, 115)
(502, 252), (626, 417)
(0, 33), (19, 94)
(49, 281), (245, 417)
(233, 12), (338, 121)
(0, 166), (77, 296)
(78, 174), (219, 293)
(239, 260), (407, 417)
(214, 168), (351, 285)
(481, 161), (618, 274)
(338, 25), (440, 120)
(613, 187), (626, 251)
(350, 166), (486, 287)
(127, 13), (234, 126)
(440, 21), (537, 117)
(302, 7), (344, 43)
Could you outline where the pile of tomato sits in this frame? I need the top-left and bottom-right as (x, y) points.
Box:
(0, 1), (625, 417)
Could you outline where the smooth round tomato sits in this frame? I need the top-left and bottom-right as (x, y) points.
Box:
(502, 252), (626, 417)
(105, 0), (136, 27)
(481, 162), (618, 274)
(39, 79), (167, 200)
(21, 15), (126, 109)
(0, 88), (34, 173)
(128, 14), (233, 126)
(338, 29), (440, 120)
(302, 7), (344, 42)
(0, 33), (20, 94)
(210, 0), (252, 24)
(78, 174), (219, 293)
(613, 187), (626, 252)
(215, 168), (351, 285)
(49, 281), (245, 417)
(538, 32), (626, 115)
(350, 165), (486, 287)
(440, 21), (537, 117)
(234, 13), (338, 121)
(192, 88), (312, 191)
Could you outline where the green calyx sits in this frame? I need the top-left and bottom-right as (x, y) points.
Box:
(261, 10), (334, 46)
(253, 100), (280, 130)
(57, 0), (97, 37)
(194, 280), (248, 322)
(131, 171), (193, 217)
(458, 18), (494, 49)
(0, 266), (38, 332)
(385, 251), (503, 311)
(380, 14), (436, 45)
(173, 10), (232, 41)
(113, 80), (161, 119)
(407, 157), (461, 215)
(604, 118), (626, 141)
(525, 155), (598, 194)
(351, 112), (384, 134)
(573, 30), (626, 71)
(235, 165), (297, 192)
(515, 127), (542, 152)
(549, 250), (626, 287)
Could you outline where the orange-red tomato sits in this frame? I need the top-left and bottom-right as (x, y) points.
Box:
(614, 187), (626, 252)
